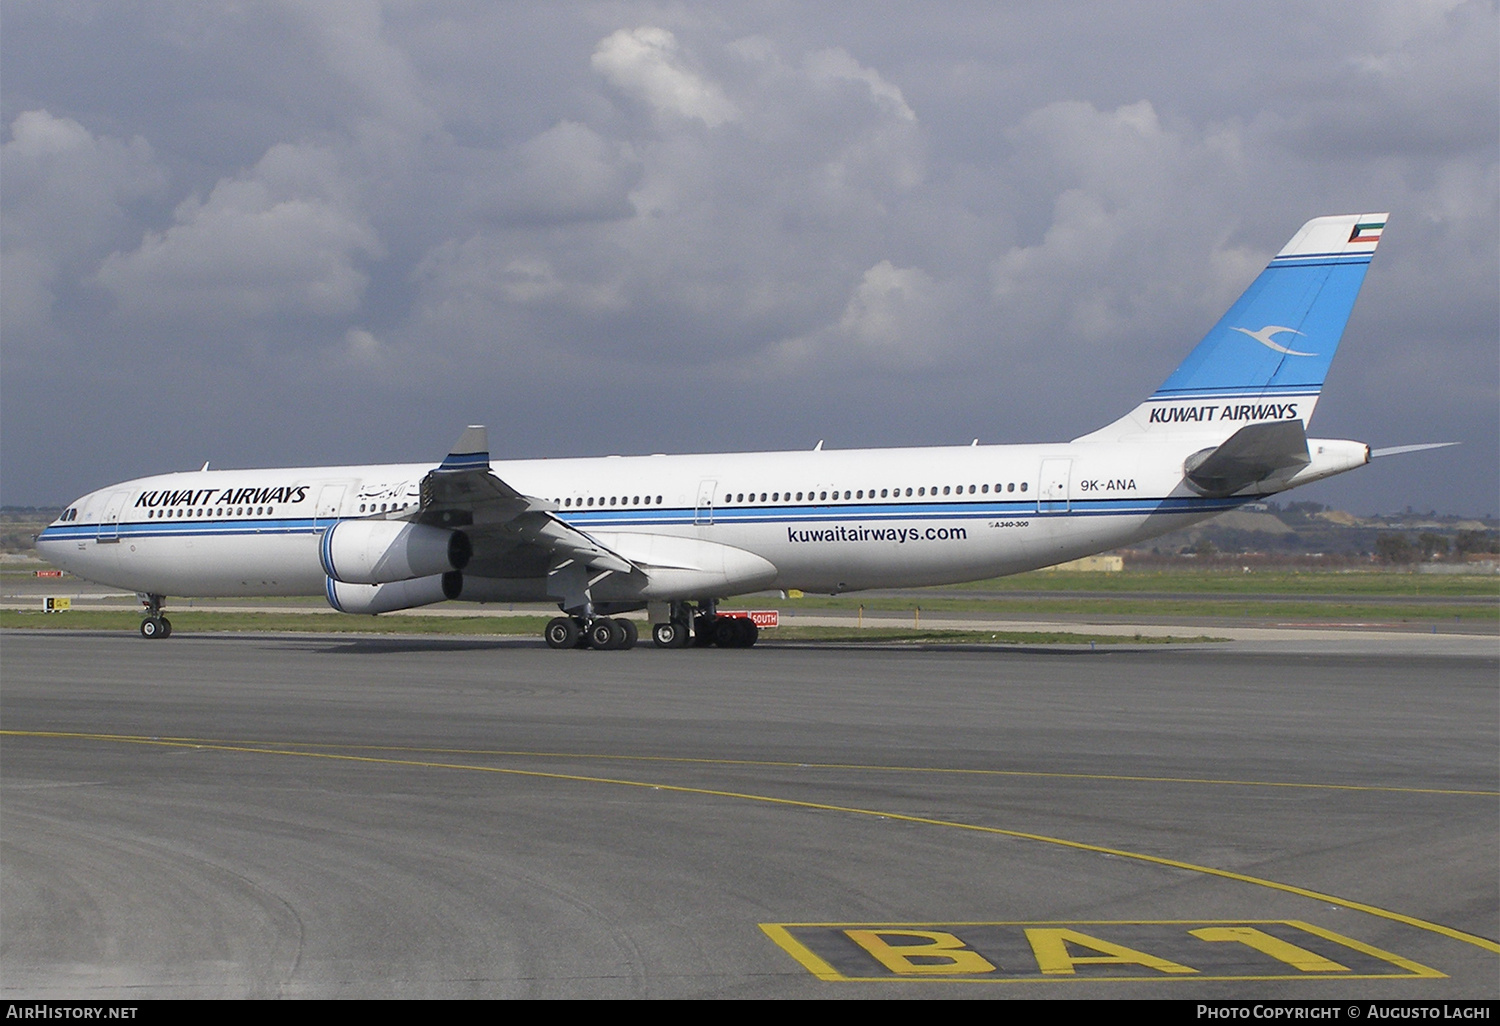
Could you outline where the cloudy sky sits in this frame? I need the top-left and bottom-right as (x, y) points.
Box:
(3, 1), (1496, 515)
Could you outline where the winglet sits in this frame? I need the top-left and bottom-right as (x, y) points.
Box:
(439, 425), (490, 471)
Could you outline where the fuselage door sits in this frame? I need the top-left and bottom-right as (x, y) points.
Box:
(1037, 459), (1071, 514)
(314, 485), (347, 530)
(694, 479), (717, 526)
(97, 490), (128, 542)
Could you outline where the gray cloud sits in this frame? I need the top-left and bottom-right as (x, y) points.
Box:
(1, 110), (166, 339)
(2, 2), (1495, 516)
(593, 26), (738, 128)
(95, 143), (383, 325)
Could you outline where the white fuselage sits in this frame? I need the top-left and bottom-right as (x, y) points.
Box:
(34, 434), (1367, 605)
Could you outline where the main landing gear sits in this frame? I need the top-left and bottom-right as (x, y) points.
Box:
(138, 593), (172, 639)
(685, 599), (758, 649)
(540, 602), (757, 651)
(544, 615), (639, 651)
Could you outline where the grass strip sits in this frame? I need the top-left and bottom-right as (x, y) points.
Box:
(1, 609), (551, 635)
(780, 594), (1497, 622)
(10, 568), (1497, 600)
(0, 609), (1222, 645)
(948, 569), (1500, 597)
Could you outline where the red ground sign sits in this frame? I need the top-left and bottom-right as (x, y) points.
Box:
(718, 610), (779, 628)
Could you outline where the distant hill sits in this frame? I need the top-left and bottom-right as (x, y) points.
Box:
(0, 507), (58, 555)
(1120, 501), (1498, 566)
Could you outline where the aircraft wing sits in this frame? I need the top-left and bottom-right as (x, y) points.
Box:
(416, 426), (634, 576)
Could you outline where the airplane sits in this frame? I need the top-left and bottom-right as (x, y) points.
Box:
(36, 212), (1434, 650)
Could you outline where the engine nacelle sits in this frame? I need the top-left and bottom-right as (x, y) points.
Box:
(325, 571), (463, 615)
(319, 520), (470, 585)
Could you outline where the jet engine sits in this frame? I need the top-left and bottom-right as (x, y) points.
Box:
(319, 520), (470, 585)
(325, 570), (463, 615)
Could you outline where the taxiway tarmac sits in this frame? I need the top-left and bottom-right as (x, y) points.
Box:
(2, 631), (1496, 998)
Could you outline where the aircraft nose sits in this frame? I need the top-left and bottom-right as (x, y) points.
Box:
(35, 493), (89, 549)
(49, 493), (87, 524)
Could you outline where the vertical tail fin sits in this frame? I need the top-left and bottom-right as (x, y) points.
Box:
(1077, 213), (1387, 442)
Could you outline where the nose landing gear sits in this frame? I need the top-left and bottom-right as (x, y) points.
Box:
(137, 593), (172, 639)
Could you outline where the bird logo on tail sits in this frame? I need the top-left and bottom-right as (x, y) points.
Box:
(1230, 325), (1317, 356)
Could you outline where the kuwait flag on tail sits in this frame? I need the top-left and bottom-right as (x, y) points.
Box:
(1349, 220), (1385, 243)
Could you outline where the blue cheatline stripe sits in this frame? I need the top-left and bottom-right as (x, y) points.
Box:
(37, 518), (326, 542)
(1148, 386), (1321, 400)
(34, 493), (1254, 546)
(438, 453), (490, 470)
(1269, 253), (1373, 266)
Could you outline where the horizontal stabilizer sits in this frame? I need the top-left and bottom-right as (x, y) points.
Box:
(1370, 442), (1458, 458)
(1183, 420), (1310, 497)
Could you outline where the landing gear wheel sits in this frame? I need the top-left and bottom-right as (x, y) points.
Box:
(588, 618), (625, 650)
(652, 620), (688, 648)
(138, 593), (170, 639)
(708, 616), (759, 647)
(712, 616), (738, 647)
(544, 616), (580, 649)
(615, 618), (638, 650)
(714, 616), (751, 648)
(692, 614), (717, 647)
